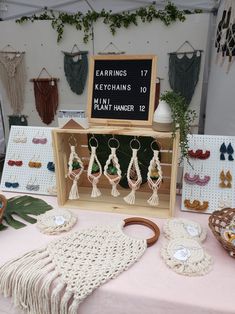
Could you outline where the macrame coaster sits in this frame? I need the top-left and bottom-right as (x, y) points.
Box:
(36, 209), (77, 235)
(169, 51), (201, 106)
(124, 140), (142, 205)
(68, 144), (84, 200)
(32, 79), (59, 124)
(87, 138), (102, 198)
(163, 218), (207, 243)
(0, 52), (26, 114)
(161, 238), (212, 276)
(63, 51), (88, 95)
(0, 222), (147, 314)
(147, 148), (162, 206)
(104, 138), (122, 197)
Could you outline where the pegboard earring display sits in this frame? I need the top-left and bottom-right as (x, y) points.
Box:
(182, 134), (235, 214)
(0, 126), (56, 196)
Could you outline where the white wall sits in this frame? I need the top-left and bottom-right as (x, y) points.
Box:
(205, 1), (235, 136)
(0, 14), (210, 139)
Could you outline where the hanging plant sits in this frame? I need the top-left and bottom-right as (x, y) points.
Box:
(16, 3), (187, 43)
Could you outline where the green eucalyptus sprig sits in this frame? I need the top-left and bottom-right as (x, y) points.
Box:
(16, 3), (187, 43)
(160, 91), (197, 161)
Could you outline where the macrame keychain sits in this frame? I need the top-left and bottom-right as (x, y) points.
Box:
(124, 138), (142, 205)
(104, 137), (122, 197)
(0, 217), (159, 314)
(67, 135), (84, 200)
(147, 141), (162, 206)
(87, 136), (102, 198)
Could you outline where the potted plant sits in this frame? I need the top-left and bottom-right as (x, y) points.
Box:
(91, 162), (101, 177)
(158, 91), (197, 160)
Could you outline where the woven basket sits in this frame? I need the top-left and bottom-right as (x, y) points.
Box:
(0, 194), (7, 224)
(209, 207), (235, 257)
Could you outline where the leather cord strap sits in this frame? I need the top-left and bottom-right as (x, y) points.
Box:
(123, 217), (160, 247)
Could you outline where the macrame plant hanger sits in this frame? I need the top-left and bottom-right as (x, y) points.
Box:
(168, 40), (202, 106)
(147, 141), (163, 206)
(87, 135), (102, 198)
(98, 42), (125, 55)
(104, 137), (122, 197)
(0, 44), (26, 114)
(62, 44), (88, 95)
(67, 135), (84, 200)
(30, 67), (59, 124)
(124, 138), (142, 205)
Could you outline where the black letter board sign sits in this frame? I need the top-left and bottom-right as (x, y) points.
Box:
(87, 55), (157, 126)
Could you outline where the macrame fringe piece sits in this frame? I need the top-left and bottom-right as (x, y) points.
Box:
(161, 238), (212, 276)
(68, 145), (84, 200)
(104, 147), (122, 197)
(124, 148), (142, 205)
(87, 146), (102, 198)
(147, 150), (162, 206)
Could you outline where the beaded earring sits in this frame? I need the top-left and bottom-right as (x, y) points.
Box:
(87, 136), (102, 198)
(124, 138), (142, 205)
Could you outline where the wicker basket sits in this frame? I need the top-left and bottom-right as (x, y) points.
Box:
(209, 207), (235, 257)
(0, 194), (7, 224)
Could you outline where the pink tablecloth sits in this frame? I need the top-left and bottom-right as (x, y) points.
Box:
(0, 192), (234, 314)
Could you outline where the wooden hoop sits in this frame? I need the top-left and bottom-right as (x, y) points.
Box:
(0, 194), (7, 224)
(123, 217), (160, 247)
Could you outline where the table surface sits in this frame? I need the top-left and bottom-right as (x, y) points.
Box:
(0, 191), (234, 314)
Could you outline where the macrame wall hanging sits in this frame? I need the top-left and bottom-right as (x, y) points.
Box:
(215, 0), (235, 73)
(87, 136), (102, 198)
(67, 135), (84, 200)
(63, 44), (88, 95)
(104, 137), (122, 197)
(0, 217), (160, 314)
(30, 68), (59, 125)
(169, 41), (202, 106)
(0, 45), (26, 114)
(8, 114), (28, 129)
(124, 138), (142, 205)
(154, 77), (161, 110)
(147, 141), (162, 207)
(98, 41), (125, 55)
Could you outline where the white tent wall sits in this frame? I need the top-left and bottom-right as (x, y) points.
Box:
(0, 13), (210, 140)
(205, 0), (235, 136)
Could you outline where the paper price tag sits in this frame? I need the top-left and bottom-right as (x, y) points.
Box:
(54, 216), (65, 226)
(186, 225), (199, 237)
(173, 247), (191, 261)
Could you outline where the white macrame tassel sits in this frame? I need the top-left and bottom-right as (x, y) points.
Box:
(104, 147), (122, 197)
(87, 146), (102, 198)
(124, 148), (142, 205)
(147, 150), (162, 206)
(68, 145), (84, 200)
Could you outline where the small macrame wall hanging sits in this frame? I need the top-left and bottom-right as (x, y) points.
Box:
(215, 0), (235, 73)
(0, 45), (26, 114)
(87, 136), (102, 198)
(124, 138), (142, 205)
(63, 45), (88, 95)
(0, 217), (159, 314)
(30, 68), (59, 125)
(8, 114), (28, 129)
(67, 135), (84, 200)
(169, 41), (202, 106)
(36, 208), (77, 235)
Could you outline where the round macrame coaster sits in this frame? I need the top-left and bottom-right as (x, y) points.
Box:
(161, 238), (212, 276)
(163, 218), (207, 242)
(36, 209), (77, 235)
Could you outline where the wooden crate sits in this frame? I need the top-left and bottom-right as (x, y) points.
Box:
(52, 126), (179, 218)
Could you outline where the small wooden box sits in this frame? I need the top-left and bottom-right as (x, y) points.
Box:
(52, 126), (179, 218)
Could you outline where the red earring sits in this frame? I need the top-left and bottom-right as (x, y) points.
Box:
(198, 150), (210, 160)
(188, 149), (202, 158)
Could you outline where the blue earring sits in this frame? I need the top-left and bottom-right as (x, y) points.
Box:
(220, 142), (227, 160)
(227, 142), (234, 161)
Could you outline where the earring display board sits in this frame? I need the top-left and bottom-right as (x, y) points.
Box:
(181, 134), (235, 214)
(0, 126), (56, 196)
(87, 55), (157, 126)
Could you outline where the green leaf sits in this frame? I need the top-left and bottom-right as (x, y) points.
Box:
(1, 195), (53, 230)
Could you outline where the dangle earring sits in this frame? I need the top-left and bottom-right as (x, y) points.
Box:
(124, 138), (142, 205)
(87, 136), (102, 198)
(67, 135), (84, 200)
(220, 142), (227, 160)
(104, 136), (122, 197)
(227, 143), (234, 161)
(219, 170), (227, 188)
(184, 172), (199, 184)
(147, 141), (162, 206)
(225, 170), (232, 188)
(184, 188), (200, 209)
